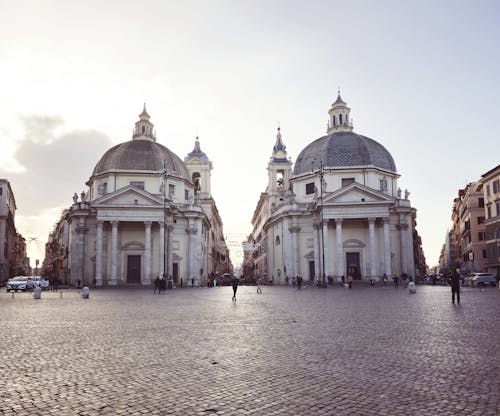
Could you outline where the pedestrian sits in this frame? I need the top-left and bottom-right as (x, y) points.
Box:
(92, 277), (97, 288)
(297, 275), (303, 290)
(285, 276), (289, 286)
(154, 276), (160, 294)
(213, 278), (217, 287)
(382, 273), (388, 286)
(450, 269), (461, 305)
(76, 279), (81, 289)
(257, 277), (263, 294)
(292, 276), (296, 289)
(347, 274), (353, 289)
(180, 278), (183, 288)
(232, 275), (239, 301)
(401, 273), (408, 288)
(160, 278), (167, 293)
(393, 275), (399, 288)
(191, 278), (194, 288)
(53, 279), (59, 291)
(369, 278), (375, 287)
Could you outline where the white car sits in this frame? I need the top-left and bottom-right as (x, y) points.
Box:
(5, 276), (35, 292)
(32, 276), (50, 289)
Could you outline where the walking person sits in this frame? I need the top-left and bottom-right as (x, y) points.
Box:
(393, 275), (399, 288)
(450, 269), (461, 305)
(257, 277), (263, 294)
(347, 274), (353, 289)
(232, 275), (239, 302)
(154, 276), (160, 294)
(297, 275), (303, 290)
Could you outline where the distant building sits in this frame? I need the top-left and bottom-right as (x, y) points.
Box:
(245, 94), (424, 284)
(480, 165), (500, 278)
(0, 179), (29, 282)
(42, 106), (231, 286)
(439, 229), (457, 274)
(449, 182), (487, 274)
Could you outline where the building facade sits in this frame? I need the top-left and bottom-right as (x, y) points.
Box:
(246, 94), (423, 284)
(0, 179), (30, 282)
(480, 165), (500, 278)
(42, 106), (231, 286)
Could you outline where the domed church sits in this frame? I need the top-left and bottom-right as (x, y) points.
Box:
(43, 106), (231, 286)
(245, 94), (417, 284)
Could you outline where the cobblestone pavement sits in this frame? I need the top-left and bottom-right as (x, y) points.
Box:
(1, 284), (499, 415)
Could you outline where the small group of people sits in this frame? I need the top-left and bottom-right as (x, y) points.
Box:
(341, 274), (353, 289)
(153, 276), (167, 294)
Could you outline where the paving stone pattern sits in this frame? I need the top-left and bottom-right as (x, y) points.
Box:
(1, 284), (499, 415)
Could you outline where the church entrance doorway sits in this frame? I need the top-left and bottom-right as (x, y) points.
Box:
(346, 252), (361, 280)
(127, 255), (141, 284)
(308, 261), (315, 281)
(172, 263), (179, 283)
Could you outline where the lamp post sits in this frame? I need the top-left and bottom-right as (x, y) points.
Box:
(319, 161), (327, 288)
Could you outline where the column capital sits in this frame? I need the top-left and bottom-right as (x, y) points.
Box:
(335, 218), (343, 224)
(289, 226), (301, 233)
(382, 217), (390, 225)
(111, 220), (119, 227)
(96, 220), (104, 226)
(144, 221), (153, 226)
(368, 217), (376, 225)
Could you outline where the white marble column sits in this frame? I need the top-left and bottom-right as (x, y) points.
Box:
(95, 220), (103, 286)
(110, 221), (119, 285)
(406, 214), (415, 277)
(159, 221), (165, 278)
(167, 224), (173, 279)
(383, 217), (392, 277)
(335, 219), (344, 279)
(144, 222), (152, 283)
(322, 220), (329, 279)
(368, 218), (377, 278)
(313, 222), (320, 282)
(187, 220), (194, 282)
(291, 224), (300, 277)
(399, 221), (408, 275)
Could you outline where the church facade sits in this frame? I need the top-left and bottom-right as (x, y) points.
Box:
(43, 106), (231, 286)
(244, 94), (420, 284)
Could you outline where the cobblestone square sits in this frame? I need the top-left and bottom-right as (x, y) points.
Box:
(1, 284), (499, 415)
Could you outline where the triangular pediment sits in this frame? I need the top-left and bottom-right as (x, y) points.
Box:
(322, 182), (394, 205)
(93, 185), (164, 207)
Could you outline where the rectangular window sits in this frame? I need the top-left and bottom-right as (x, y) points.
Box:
(0, 187), (2, 195)
(168, 184), (175, 196)
(493, 180), (500, 193)
(497, 202), (500, 216)
(130, 181), (145, 190)
(185, 190), (189, 200)
(486, 185), (491, 196)
(487, 206), (492, 218)
(342, 178), (355, 187)
(477, 216), (485, 224)
(479, 197), (484, 208)
(478, 232), (485, 241)
(305, 182), (315, 195)
(482, 249), (487, 259)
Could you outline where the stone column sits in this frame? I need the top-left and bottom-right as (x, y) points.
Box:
(159, 221), (165, 278)
(368, 218), (377, 279)
(335, 219), (344, 280)
(290, 223), (301, 277)
(406, 214), (415, 278)
(313, 222), (320, 282)
(167, 224), (173, 279)
(383, 217), (392, 277)
(144, 222), (152, 284)
(110, 221), (119, 285)
(322, 220), (329, 279)
(95, 220), (103, 286)
(399, 221), (408, 275)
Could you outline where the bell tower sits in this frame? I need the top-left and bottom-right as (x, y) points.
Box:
(184, 137), (212, 198)
(327, 91), (353, 134)
(267, 127), (293, 195)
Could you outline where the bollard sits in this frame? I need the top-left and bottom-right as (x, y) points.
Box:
(33, 286), (42, 299)
(408, 281), (416, 294)
(81, 286), (90, 299)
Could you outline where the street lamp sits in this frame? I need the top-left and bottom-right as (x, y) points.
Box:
(319, 161), (327, 288)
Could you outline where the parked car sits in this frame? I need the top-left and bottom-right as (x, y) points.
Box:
(469, 273), (497, 288)
(32, 276), (50, 289)
(5, 276), (34, 292)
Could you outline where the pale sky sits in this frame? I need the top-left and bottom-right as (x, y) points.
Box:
(1, 0), (499, 268)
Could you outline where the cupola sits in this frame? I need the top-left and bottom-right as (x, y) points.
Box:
(132, 103), (156, 141)
(327, 91), (353, 134)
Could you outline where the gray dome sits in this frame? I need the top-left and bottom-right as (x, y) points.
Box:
(92, 140), (190, 179)
(293, 132), (396, 176)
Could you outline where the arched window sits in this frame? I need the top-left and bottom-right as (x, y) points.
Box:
(275, 236), (281, 246)
(333, 116), (336, 126)
(192, 172), (201, 191)
(142, 126), (146, 134)
(339, 113), (343, 125)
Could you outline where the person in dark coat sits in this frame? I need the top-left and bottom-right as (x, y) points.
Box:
(154, 276), (160, 294)
(232, 275), (239, 302)
(450, 270), (461, 304)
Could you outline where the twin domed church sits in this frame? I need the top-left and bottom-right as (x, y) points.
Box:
(43, 94), (425, 286)
(244, 93), (425, 284)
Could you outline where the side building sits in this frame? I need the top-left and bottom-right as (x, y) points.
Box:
(42, 106), (231, 286)
(0, 179), (30, 282)
(480, 165), (500, 278)
(246, 94), (425, 284)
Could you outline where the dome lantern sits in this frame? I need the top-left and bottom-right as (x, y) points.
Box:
(327, 91), (353, 134)
(132, 103), (156, 141)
